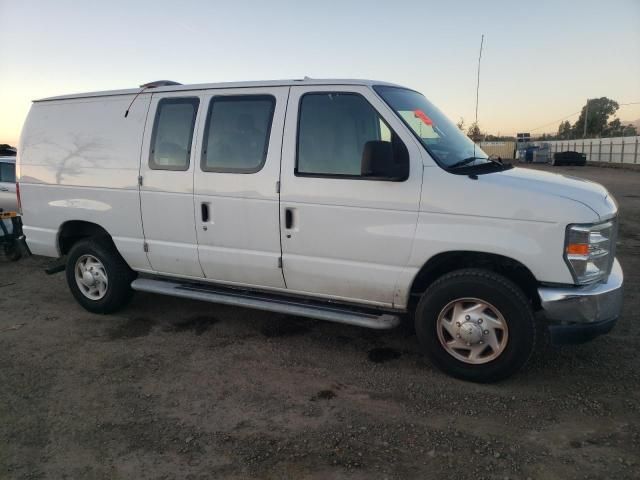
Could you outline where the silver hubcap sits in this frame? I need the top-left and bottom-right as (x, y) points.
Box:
(74, 254), (108, 300)
(436, 298), (509, 364)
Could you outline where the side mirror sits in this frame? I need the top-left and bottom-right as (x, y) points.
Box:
(361, 140), (407, 180)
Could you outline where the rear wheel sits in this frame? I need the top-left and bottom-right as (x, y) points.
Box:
(415, 269), (535, 382)
(65, 238), (135, 313)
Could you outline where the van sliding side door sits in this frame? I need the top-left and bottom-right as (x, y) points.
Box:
(193, 87), (288, 289)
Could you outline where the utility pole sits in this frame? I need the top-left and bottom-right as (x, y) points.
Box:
(583, 99), (590, 138)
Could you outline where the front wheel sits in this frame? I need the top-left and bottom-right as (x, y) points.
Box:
(65, 238), (135, 314)
(415, 269), (536, 383)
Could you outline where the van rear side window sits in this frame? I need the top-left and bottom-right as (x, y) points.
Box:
(149, 98), (199, 171)
(201, 95), (275, 173)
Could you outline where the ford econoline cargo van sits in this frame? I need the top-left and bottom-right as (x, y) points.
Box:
(17, 79), (623, 382)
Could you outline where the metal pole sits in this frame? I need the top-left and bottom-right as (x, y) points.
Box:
(609, 139), (613, 162)
(599, 139), (602, 162)
(474, 35), (484, 127)
(472, 34), (484, 155)
(589, 139), (593, 161)
(621, 138), (625, 163)
(635, 138), (639, 164)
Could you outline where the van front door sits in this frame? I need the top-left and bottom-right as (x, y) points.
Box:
(193, 87), (288, 289)
(139, 93), (204, 278)
(279, 85), (423, 307)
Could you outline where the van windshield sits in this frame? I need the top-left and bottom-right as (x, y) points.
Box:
(374, 86), (491, 169)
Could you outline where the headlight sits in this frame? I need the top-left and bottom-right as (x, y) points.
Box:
(564, 219), (617, 285)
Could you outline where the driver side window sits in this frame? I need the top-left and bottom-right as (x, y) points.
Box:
(296, 93), (408, 180)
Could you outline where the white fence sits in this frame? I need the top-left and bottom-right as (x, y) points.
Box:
(479, 141), (516, 159)
(537, 136), (640, 165)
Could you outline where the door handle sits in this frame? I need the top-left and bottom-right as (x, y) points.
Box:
(285, 208), (293, 229)
(201, 203), (210, 225)
(284, 208), (295, 238)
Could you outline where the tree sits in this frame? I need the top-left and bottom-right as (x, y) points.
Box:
(557, 120), (572, 140)
(603, 118), (638, 137)
(605, 118), (623, 137)
(572, 97), (619, 138)
(467, 122), (483, 142)
(623, 123), (639, 136)
(0, 144), (17, 156)
(456, 117), (465, 131)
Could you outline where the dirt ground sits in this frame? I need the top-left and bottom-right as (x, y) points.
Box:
(1, 164), (639, 480)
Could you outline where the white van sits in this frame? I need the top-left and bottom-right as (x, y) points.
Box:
(17, 79), (623, 382)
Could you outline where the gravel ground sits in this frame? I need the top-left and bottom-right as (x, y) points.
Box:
(1, 164), (639, 480)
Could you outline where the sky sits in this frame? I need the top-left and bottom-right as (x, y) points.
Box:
(1, 0), (639, 146)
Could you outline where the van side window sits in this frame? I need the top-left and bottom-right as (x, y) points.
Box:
(201, 95), (275, 173)
(149, 98), (199, 171)
(296, 93), (409, 180)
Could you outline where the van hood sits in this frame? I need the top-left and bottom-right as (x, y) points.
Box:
(484, 167), (617, 220)
(422, 166), (617, 224)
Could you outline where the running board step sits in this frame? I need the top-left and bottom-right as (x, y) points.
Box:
(131, 278), (401, 330)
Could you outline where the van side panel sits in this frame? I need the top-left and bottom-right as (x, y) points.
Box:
(18, 95), (152, 270)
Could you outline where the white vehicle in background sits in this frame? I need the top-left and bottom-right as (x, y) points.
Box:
(0, 155), (26, 260)
(0, 156), (17, 212)
(17, 78), (623, 382)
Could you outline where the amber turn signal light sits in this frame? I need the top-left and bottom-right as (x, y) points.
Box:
(566, 243), (589, 255)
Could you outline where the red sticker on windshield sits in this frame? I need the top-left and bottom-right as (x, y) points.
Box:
(414, 109), (434, 126)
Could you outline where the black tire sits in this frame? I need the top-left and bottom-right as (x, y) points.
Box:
(415, 269), (535, 383)
(65, 238), (135, 314)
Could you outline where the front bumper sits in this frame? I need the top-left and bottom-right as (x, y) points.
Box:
(538, 258), (623, 344)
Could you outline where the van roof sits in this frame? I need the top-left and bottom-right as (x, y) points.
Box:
(35, 78), (405, 102)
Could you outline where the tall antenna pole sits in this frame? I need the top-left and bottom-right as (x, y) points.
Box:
(475, 34), (484, 128)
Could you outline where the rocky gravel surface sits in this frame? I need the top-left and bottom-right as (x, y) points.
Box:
(1, 164), (639, 479)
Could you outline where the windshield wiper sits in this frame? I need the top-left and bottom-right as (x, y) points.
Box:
(448, 156), (488, 169)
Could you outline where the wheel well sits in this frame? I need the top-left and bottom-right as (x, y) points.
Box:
(409, 251), (541, 310)
(58, 221), (113, 255)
